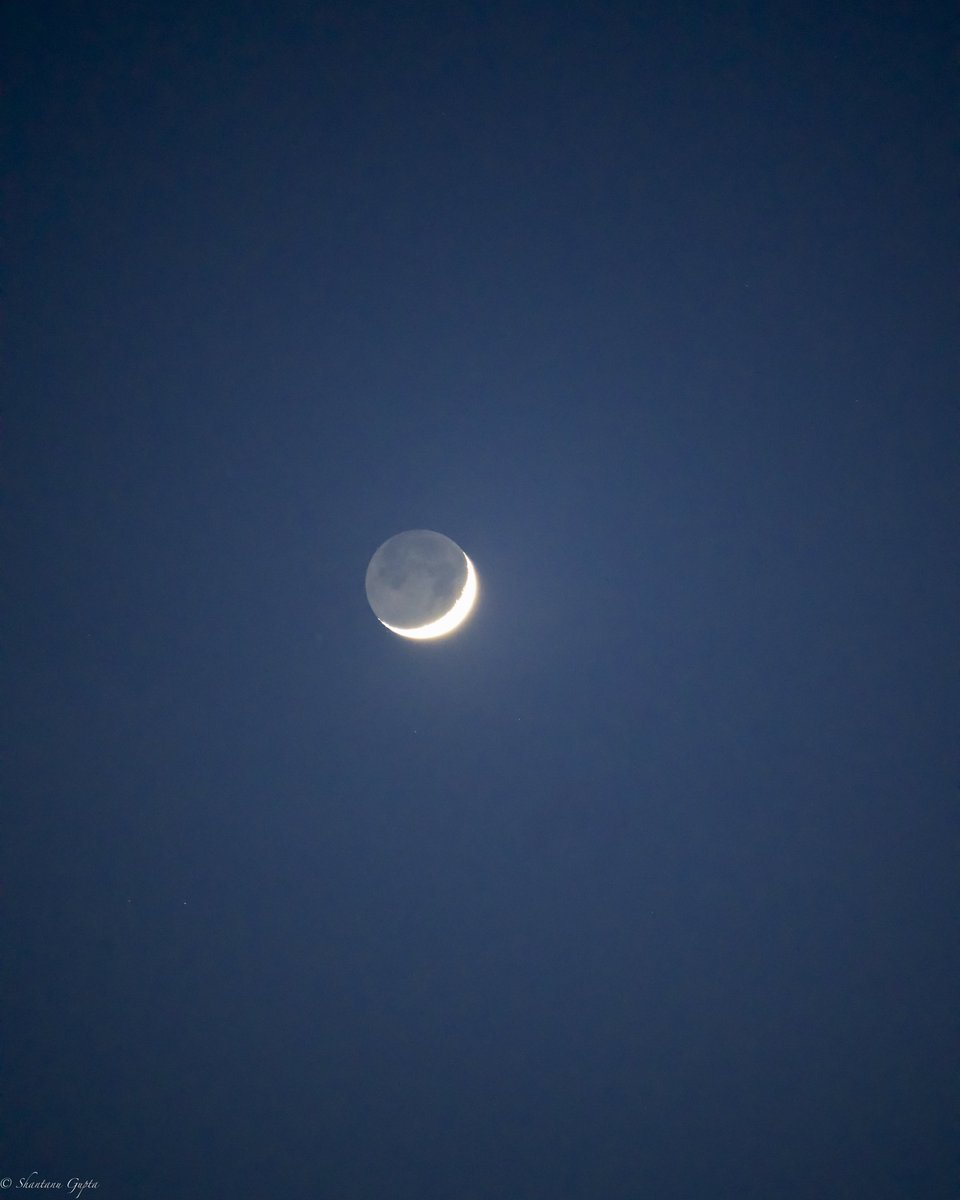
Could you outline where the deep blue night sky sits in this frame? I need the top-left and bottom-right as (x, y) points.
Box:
(4, 2), (958, 1197)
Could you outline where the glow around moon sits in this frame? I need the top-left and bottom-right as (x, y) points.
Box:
(365, 530), (478, 640)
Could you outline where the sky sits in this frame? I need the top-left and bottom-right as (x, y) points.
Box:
(4, 2), (958, 1197)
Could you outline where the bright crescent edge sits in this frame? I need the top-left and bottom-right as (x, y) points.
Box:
(380, 553), (478, 640)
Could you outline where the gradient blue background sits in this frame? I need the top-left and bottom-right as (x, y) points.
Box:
(5, 2), (958, 1196)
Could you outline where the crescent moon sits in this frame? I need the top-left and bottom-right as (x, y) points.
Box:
(382, 553), (478, 639)
(365, 530), (479, 640)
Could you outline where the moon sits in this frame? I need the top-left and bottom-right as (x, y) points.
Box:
(365, 530), (478, 639)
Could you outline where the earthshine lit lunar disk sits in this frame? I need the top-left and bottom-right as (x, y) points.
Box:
(365, 530), (478, 639)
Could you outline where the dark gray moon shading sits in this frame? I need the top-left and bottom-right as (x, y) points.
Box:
(365, 530), (468, 630)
